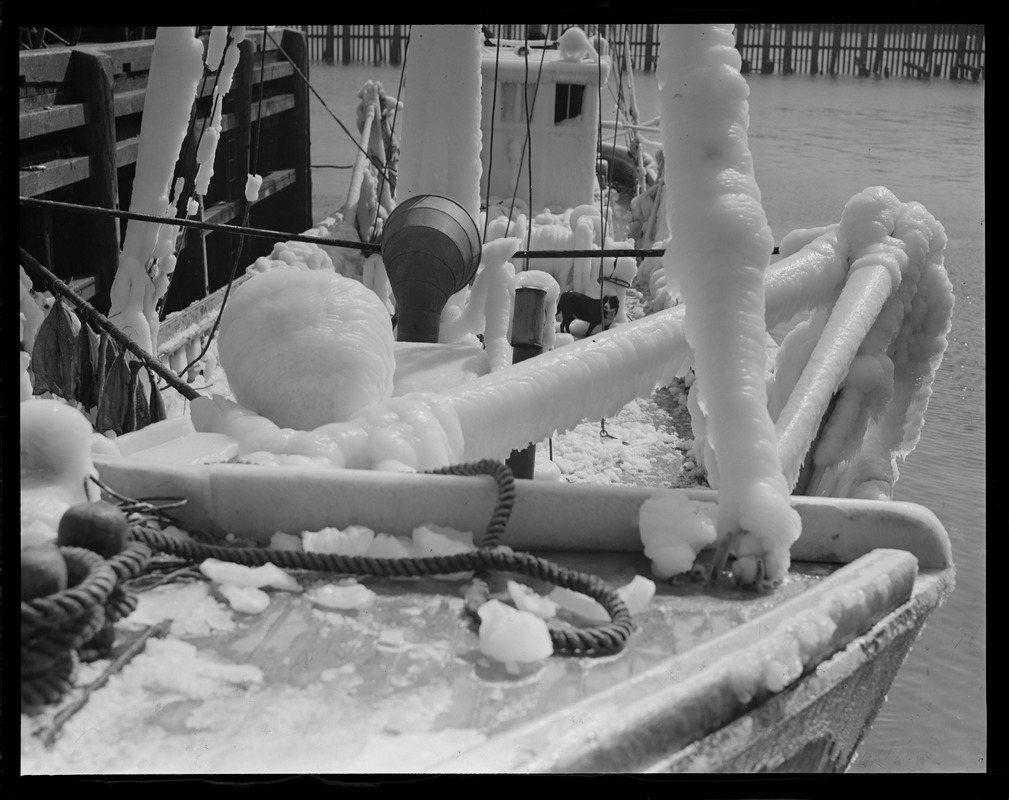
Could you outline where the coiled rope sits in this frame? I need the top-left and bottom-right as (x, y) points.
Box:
(21, 542), (152, 710)
(22, 459), (635, 713)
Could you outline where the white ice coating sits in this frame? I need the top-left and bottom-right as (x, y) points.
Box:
(245, 173), (263, 202)
(193, 305), (691, 470)
(20, 399), (101, 548)
(514, 270), (561, 352)
(216, 269), (396, 430)
(397, 25), (483, 225)
(658, 24), (801, 584)
(773, 188), (952, 497)
(108, 27), (205, 356)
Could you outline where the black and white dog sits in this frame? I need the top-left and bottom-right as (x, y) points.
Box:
(557, 292), (619, 336)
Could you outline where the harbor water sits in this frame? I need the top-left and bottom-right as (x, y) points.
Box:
(307, 62), (985, 773)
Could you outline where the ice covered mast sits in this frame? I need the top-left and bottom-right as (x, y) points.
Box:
(396, 25), (483, 224)
(658, 24), (801, 585)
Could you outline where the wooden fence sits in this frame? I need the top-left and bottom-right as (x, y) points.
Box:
(19, 29), (314, 322)
(297, 23), (984, 80)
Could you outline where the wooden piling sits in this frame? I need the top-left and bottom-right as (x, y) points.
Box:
(810, 24), (821, 74)
(391, 25), (402, 66)
(829, 25), (842, 75)
(857, 24), (870, 76)
(782, 24), (794, 74)
(69, 49), (120, 314)
(342, 25), (352, 65)
(761, 25), (774, 73)
(283, 28), (312, 235)
(872, 23), (886, 76)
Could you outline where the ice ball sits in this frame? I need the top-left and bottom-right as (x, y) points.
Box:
(218, 269), (396, 430)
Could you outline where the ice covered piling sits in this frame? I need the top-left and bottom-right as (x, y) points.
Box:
(397, 24), (483, 224)
(658, 24), (801, 584)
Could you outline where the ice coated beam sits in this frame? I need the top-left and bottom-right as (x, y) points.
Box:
(658, 24), (800, 583)
(397, 25), (483, 224)
(444, 307), (690, 462)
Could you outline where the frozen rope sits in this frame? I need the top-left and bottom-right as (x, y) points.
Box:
(19, 197), (383, 254)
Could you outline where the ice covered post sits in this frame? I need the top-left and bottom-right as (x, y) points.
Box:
(658, 24), (801, 585)
(396, 24), (483, 225)
(106, 27), (206, 357)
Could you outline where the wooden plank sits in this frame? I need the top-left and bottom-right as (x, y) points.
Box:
(68, 275), (97, 301)
(19, 48), (74, 84)
(20, 155), (91, 196)
(87, 40), (156, 76)
(202, 168), (296, 227)
(113, 88), (147, 117)
(19, 103), (87, 139)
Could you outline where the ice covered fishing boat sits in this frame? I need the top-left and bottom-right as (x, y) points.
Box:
(21, 24), (955, 774)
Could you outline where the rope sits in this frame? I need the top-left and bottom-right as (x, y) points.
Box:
(21, 542), (152, 710)
(19, 197), (383, 254)
(122, 459), (634, 657)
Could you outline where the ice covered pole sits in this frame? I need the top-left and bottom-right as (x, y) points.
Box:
(658, 24), (801, 585)
(396, 25), (483, 225)
(107, 27), (205, 356)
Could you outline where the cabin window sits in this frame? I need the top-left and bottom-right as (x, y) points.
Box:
(500, 82), (538, 123)
(554, 83), (585, 124)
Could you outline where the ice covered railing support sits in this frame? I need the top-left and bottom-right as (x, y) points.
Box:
(769, 188), (953, 500)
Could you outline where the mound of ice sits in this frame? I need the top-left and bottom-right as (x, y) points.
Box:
(217, 269), (396, 430)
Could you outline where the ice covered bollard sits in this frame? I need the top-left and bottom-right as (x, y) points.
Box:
(20, 399), (101, 549)
(217, 268), (396, 430)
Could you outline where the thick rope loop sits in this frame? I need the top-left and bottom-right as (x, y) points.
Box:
(21, 542), (154, 710)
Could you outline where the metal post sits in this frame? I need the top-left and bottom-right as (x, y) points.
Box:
(506, 287), (548, 479)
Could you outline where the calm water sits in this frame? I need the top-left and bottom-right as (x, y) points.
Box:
(306, 62), (986, 773)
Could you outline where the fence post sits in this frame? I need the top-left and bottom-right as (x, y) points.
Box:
(324, 26), (334, 64)
(644, 23), (654, 71)
(69, 49), (120, 315)
(872, 23), (886, 76)
(810, 23), (821, 74)
(783, 23), (794, 74)
(391, 24), (402, 65)
(952, 24), (968, 79)
(857, 23), (870, 76)
(829, 24), (842, 75)
(342, 25), (351, 65)
(761, 24), (774, 73)
(923, 24), (935, 75)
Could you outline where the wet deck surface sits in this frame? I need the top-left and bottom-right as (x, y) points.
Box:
(22, 552), (835, 773)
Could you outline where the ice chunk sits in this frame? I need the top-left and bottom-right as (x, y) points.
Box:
(477, 599), (553, 669)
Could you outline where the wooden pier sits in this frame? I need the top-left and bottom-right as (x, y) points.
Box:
(18, 28), (313, 330)
(295, 23), (984, 82)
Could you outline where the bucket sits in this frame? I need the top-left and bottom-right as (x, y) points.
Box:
(381, 194), (482, 343)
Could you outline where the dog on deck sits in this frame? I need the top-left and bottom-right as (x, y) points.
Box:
(557, 292), (619, 336)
